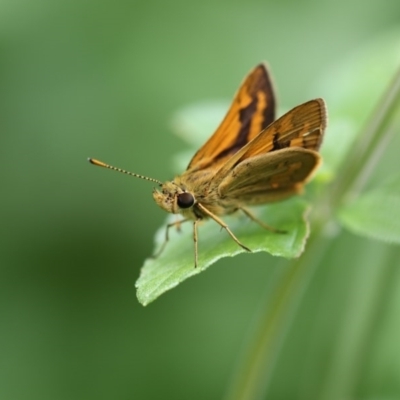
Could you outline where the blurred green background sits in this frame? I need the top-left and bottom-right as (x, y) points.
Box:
(1, 1), (400, 399)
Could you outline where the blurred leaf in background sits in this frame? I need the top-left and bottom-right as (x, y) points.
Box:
(1, 0), (400, 399)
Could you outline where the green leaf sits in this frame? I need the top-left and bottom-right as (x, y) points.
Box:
(338, 175), (400, 244)
(136, 197), (310, 305)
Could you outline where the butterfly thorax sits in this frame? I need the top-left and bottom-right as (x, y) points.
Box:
(152, 168), (236, 220)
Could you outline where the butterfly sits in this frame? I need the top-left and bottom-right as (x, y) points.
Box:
(89, 63), (327, 267)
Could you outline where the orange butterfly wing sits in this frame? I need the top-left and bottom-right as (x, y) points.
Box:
(187, 64), (276, 171)
(213, 99), (327, 184)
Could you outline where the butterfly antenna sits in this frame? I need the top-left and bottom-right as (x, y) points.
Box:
(88, 158), (163, 186)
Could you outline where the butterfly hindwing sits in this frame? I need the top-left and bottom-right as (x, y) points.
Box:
(218, 147), (321, 204)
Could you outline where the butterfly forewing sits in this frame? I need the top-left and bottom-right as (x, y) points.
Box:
(187, 64), (276, 171)
(218, 147), (320, 204)
(212, 99), (327, 184)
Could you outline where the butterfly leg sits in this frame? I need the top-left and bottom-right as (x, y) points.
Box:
(197, 203), (251, 253)
(152, 218), (190, 259)
(240, 207), (286, 234)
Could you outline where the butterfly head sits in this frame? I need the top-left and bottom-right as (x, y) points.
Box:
(153, 181), (195, 215)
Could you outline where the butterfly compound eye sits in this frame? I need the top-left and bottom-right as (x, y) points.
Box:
(177, 192), (195, 209)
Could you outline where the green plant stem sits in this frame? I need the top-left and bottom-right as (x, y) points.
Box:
(328, 67), (400, 208)
(225, 67), (400, 400)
